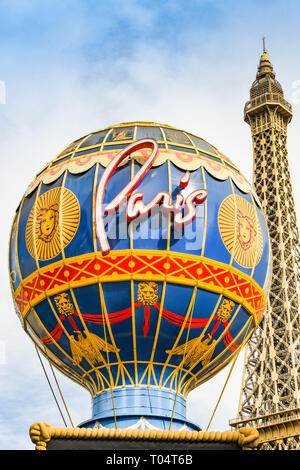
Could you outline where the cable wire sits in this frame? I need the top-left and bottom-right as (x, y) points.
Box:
(46, 355), (74, 427)
(31, 311), (74, 427)
(205, 320), (252, 431)
(169, 288), (197, 430)
(35, 345), (68, 427)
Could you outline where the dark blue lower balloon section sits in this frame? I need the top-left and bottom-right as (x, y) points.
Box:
(79, 387), (200, 431)
(26, 277), (255, 400)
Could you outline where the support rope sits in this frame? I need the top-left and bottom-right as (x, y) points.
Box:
(32, 312), (74, 427)
(46, 355), (74, 427)
(34, 345), (68, 427)
(206, 320), (252, 431)
(169, 288), (197, 430)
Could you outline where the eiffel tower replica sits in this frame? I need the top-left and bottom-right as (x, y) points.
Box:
(230, 41), (300, 450)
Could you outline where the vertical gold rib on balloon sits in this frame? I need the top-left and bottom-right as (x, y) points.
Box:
(129, 154), (138, 385)
(30, 306), (77, 368)
(26, 185), (80, 262)
(200, 167), (208, 257)
(26, 316), (95, 396)
(205, 351), (239, 432)
(31, 182), (43, 271)
(205, 319), (253, 432)
(138, 360), (151, 385)
(159, 286), (197, 387)
(162, 287), (198, 390)
(263, 237), (272, 294)
(249, 191), (262, 277)
(159, 126), (167, 147)
(168, 371), (176, 391)
(28, 307), (96, 391)
(183, 304), (244, 393)
(163, 297), (198, 392)
(81, 366), (108, 393)
(31, 308), (76, 426)
(92, 163), (100, 252)
(248, 191), (263, 326)
(114, 358), (122, 388)
(175, 293), (224, 390)
(178, 311), (236, 394)
(146, 281), (167, 386)
(98, 281), (133, 429)
(59, 172), (68, 260)
(99, 294), (134, 386)
(129, 159), (134, 251)
(69, 287), (114, 394)
(94, 156), (126, 389)
(8, 214), (17, 288)
(99, 287), (118, 387)
(97, 283), (122, 384)
(52, 293), (105, 391)
(98, 282), (130, 386)
(193, 303), (242, 380)
(45, 295), (99, 392)
(194, 315), (253, 394)
(60, 185), (81, 259)
(96, 285), (118, 429)
(133, 124), (137, 141)
(166, 160), (172, 252)
(228, 178), (238, 268)
(219, 193), (263, 269)
(169, 287), (197, 430)
(151, 364), (159, 386)
(131, 279), (138, 385)
(11, 194), (26, 286)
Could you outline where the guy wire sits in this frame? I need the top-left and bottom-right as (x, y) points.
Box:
(169, 287), (197, 430)
(206, 319), (252, 431)
(31, 313), (74, 427)
(34, 344), (68, 427)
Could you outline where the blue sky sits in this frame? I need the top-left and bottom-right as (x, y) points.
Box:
(1, 0), (300, 450)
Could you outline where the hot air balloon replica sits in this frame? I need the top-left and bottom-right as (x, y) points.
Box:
(9, 122), (271, 449)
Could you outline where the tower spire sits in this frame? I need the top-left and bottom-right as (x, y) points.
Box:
(256, 40), (275, 79)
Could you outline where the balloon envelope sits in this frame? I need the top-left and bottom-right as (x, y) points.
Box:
(9, 122), (271, 429)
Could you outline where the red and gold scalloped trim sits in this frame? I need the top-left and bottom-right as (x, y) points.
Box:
(25, 148), (258, 201)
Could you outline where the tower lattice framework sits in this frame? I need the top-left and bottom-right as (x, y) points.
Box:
(230, 49), (300, 450)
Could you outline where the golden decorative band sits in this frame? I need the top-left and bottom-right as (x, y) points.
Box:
(13, 250), (266, 324)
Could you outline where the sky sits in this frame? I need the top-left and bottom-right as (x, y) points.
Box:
(1, 0), (300, 450)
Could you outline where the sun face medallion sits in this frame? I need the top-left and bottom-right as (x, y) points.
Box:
(218, 194), (263, 268)
(26, 187), (80, 261)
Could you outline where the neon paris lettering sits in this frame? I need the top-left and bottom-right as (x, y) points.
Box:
(95, 139), (207, 255)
